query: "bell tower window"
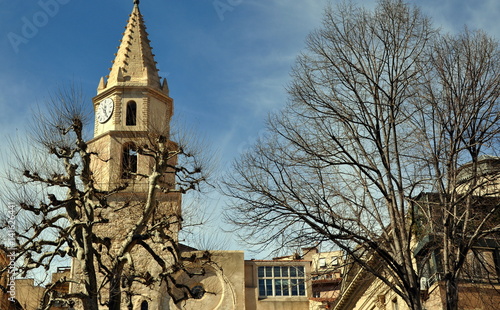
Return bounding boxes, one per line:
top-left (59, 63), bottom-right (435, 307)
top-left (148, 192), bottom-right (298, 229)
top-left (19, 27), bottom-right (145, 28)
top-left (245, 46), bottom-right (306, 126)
top-left (126, 101), bottom-right (137, 126)
top-left (140, 301), bottom-right (148, 310)
top-left (122, 143), bottom-right (138, 179)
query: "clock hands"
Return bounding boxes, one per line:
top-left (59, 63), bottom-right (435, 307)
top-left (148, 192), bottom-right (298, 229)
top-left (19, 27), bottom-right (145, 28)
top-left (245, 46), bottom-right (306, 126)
top-left (97, 99), bottom-right (114, 123)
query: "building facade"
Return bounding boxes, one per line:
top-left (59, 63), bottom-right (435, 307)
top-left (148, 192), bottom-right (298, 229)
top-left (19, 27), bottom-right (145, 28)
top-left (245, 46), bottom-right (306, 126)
top-left (331, 158), bottom-right (500, 310)
top-left (306, 248), bottom-right (344, 309)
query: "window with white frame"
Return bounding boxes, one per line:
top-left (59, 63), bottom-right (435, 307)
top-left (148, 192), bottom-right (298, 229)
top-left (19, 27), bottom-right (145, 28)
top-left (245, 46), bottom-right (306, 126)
top-left (331, 256), bottom-right (339, 266)
top-left (318, 258), bottom-right (327, 268)
top-left (258, 266), bottom-right (306, 297)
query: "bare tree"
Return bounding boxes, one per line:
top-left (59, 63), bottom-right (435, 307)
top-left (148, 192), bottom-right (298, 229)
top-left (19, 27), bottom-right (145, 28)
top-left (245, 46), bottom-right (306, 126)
top-left (223, 1), bottom-right (500, 310)
top-left (0, 86), bottom-right (214, 310)
top-left (410, 28), bottom-right (500, 310)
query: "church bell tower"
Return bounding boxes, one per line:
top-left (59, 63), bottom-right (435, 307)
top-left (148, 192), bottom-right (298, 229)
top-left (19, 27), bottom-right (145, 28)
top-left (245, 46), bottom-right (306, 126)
top-left (84, 3), bottom-right (182, 308)
top-left (88, 1), bottom-right (175, 194)
top-left (68, 3), bottom-right (246, 310)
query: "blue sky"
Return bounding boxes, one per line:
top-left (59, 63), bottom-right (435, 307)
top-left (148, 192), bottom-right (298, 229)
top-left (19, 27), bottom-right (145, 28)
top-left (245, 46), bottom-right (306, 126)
top-left (1, 0), bottom-right (500, 258)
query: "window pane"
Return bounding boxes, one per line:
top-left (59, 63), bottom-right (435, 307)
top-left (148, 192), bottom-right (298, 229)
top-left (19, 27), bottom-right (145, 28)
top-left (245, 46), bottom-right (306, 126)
top-left (297, 266), bottom-right (305, 277)
top-left (291, 279), bottom-right (298, 296)
top-left (319, 258), bottom-right (326, 268)
top-left (266, 279), bottom-right (273, 296)
top-left (282, 279), bottom-right (289, 296)
top-left (275, 279), bottom-right (282, 296)
top-left (258, 279), bottom-right (265, 296)
top-left (282, 266), bottom-right (288, 277)
top-left (274, 266), bottom-right (281, 277)
top-left (265, 266), bottom-right (273, 277)
top-left (332, 256), bottom-right (339, 265)
top-left (290, 267), bottom-right (297, 277)
top-left (298, 280), bottom-right (306, 296)
top-left (258, 267), bottom-right (265, 278)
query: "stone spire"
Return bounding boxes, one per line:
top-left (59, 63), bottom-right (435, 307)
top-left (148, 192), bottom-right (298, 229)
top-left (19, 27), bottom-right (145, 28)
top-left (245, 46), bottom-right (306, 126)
top-left (99, 2), bottom-right (164, 93)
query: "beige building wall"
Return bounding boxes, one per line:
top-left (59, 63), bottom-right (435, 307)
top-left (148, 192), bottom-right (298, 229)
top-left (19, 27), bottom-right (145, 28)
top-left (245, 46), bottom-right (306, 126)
top-left (333, 267), bottom-right (409, 310)
top-left (332, 262), bottom-right (500, 310)
top-left (15, 279), bottom-right (45, 310)
top-left (168, 251), bottom-right (246, 310)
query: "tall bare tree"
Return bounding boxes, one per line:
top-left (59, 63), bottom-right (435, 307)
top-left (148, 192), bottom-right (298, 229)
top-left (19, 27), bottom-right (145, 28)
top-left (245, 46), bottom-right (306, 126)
top-left (0, 86), bottom-right (213, 310)
top-left (223, 1), bottom-right (500, 310)
top-left (410, 28), bottom-right (500, 310)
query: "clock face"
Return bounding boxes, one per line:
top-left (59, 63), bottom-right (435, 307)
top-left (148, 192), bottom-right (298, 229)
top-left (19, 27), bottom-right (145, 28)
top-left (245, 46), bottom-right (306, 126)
top-left (97, 98), bottom-right (114, 124)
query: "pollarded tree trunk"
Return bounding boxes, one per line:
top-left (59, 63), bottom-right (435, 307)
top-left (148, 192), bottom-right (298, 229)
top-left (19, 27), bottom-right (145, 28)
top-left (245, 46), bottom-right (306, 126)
top-left (107, 265), bottom-right (125, 310)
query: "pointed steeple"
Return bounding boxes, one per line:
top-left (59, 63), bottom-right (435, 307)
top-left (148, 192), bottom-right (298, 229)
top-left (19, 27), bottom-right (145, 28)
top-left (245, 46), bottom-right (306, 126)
top-left (100, 2), bottom-right (162, 93)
